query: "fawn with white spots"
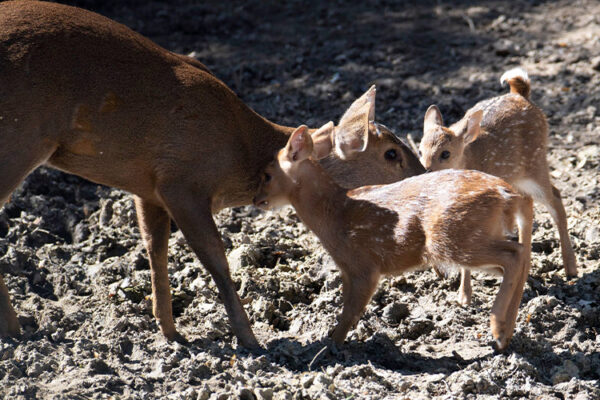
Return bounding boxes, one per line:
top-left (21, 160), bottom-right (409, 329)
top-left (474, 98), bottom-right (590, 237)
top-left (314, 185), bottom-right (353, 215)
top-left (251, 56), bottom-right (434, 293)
top-left (0, 1), bottom-right (425, 346)
top-left (419, 68), bottom-right (577, 306)
top-left (254, 126), bottom-right (533, 351)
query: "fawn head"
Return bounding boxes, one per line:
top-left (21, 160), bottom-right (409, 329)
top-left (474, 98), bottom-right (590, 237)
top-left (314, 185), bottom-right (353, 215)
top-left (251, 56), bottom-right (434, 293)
top-left (321, 86), bottom-right (425, 188)
top-left (254, 125), bottom-right (331, 210)
top-left (419, 105), bottom-right (483, 171)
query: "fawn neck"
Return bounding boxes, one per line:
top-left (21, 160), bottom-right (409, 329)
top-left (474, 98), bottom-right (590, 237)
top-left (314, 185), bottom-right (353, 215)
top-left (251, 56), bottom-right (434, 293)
top-left (287, 160), bottom-right (348, 240)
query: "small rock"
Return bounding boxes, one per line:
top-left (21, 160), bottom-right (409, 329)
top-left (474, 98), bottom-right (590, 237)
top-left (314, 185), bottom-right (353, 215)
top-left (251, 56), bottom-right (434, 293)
top-left (88, 358), bottom-right (113, 375)
top-left (238, 388), bottom-right (256, 400)
top-left (228, 244), bottom-right (259, 271)
top-left (256, 388), bottom-right (273, 400)
top-left (382, 302), bottom-right (409, 324)
top-left (99, 199), bottom-right (113, 226)
top-left (301, 374), bottom-right (315, 388)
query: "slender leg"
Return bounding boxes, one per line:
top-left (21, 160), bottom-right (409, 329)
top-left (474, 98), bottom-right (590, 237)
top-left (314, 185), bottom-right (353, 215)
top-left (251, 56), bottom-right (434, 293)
top-left (331, 269), bottom-right (380, 345)
top-left (503, 197), bottom-right (534, 339)
top-left (134, 196), bottom-right (182, 341)
top-left (458, 268), bottom-right (472, 306)
top-left (544, 185), bottom-right (577, 277)
top-left (487, 241), bottom-right (524, 351)
top-left (159, 185), bottom-right (259, 349)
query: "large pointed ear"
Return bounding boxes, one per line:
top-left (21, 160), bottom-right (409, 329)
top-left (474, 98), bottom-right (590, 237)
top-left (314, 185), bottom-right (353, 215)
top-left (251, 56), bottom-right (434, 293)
top-left (424, 105), bottom-right (443, 132)
top-left (311, 121), bottom-right (334, 160)
top-left (462, 110), bottom-right (483, 144)
top-left (339, 85), bottom-right (376, 127)
top-left (284, 125), bottom-right (313, 163)
top-left (334, 103), bottom-right (370, 159)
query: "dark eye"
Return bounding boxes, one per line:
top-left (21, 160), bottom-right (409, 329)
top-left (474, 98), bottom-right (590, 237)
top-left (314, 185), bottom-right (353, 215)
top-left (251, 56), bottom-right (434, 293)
top-left (384, 149), bottom-right (397, 160)
top-left (440, 150), bottom-right (450, 160)
top-left (264, 173), bottom-right (271, 182)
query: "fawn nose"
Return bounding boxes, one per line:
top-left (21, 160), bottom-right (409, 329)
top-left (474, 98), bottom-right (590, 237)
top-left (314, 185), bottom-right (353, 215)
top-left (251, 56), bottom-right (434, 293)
top-left (425, 168), bottom-right (432, 173)
top-left (253, 196), bottom-right (268, 208)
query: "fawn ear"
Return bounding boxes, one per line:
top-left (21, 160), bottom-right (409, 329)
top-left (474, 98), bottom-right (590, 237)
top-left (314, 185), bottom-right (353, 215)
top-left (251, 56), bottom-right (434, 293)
top-left (285, 125), bottom-right (313, 163)
top-left (424, 105), bottom-right (443, 132)
top-left (334, 102), bottom-right (371, 159)
top-left (463, 110), bottom-right (483, 144)
top-left (311, 121), bottom-right (334, 160)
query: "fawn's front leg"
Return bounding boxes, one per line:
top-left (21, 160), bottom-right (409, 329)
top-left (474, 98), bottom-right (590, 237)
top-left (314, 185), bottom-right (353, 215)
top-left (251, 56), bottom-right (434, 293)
top-left (331, 269), bottom-right (380, 345)
top-left (159, 185), bottom-right (260, 349)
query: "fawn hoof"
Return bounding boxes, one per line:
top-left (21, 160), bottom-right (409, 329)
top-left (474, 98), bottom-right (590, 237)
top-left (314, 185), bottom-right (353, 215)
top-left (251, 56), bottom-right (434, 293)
top-left (490, 337), bottom-right (510, 353)
top-left (489, 315), bottom-right (512, 352)
top-left (565, 263), bottom-right (578, 279)
top-left (161, 325), bottom-right (188, 344)
top-left (457, 291), bottom-right (472, 307)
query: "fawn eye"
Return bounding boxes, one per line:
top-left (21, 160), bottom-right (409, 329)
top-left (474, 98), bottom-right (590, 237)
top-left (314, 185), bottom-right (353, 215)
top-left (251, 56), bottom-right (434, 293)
top-left (384, 149), bottom-right (397, 160)
top-left (440, 150), bottom-right (450, 160)
top-left (264, 173), bottom-right (271, 182)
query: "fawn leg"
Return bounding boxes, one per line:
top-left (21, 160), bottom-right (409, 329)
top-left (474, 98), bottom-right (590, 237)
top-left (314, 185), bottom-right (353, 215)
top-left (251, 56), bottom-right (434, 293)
top-left (159, 186), bottom-right (259, 349)
top-left (487, 241), bottom-right (524, 351)
top-left (458, 268), bottom-right (472, 306)
top-left (331, 270), bottom-right (380, 345)
top-left (503, 197), bottom-right (534, 338)
top-left (543, 185), bottom-right (577, 277)
top-left (135, 196), bottom-right (183, 341)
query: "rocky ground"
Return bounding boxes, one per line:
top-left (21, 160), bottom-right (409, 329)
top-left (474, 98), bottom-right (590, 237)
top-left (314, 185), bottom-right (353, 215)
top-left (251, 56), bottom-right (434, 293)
top-left (1, 0), bottom-right (599, 399)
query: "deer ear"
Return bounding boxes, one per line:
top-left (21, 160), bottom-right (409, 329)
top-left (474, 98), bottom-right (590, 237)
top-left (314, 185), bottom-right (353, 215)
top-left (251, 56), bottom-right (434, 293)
top-left (339, 85), bottom-right (376, 126)
top-left (424, 105), bottom-right (443, 132)
top-left (285, 125), bottom-right (313, 163)
top-left (334, 103), bottom-right (370, 159)
top-left (463, 110), bottom-right (483, 144)
top-left (311, 121), bottom-right (334, 160)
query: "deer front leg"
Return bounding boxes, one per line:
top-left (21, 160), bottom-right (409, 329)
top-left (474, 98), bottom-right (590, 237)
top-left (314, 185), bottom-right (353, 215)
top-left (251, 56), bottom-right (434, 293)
top-left (135, 196), bottom-right (182, 341)
top-left (331, 270), bottom-right (380, 345)
top-left (159, 186), bottom-right (259, 349)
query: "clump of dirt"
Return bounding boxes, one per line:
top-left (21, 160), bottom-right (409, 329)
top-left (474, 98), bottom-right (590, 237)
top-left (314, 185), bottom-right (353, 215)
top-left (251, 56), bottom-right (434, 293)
top-left (1, 0), bottom-right (599, 399)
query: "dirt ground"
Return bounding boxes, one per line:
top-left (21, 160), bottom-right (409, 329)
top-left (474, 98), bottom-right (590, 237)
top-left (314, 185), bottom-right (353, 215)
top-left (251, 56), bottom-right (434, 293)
top-left (1, 0), bottom-right (599, 399)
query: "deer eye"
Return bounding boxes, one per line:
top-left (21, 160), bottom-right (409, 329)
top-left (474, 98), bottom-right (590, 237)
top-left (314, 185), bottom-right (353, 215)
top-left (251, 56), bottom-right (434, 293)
top-left (384, 149), bottom-right (397, 160)
top-left (440, 150), bottom-right (450, 160)
top-left (264, 173), bottom-right (271, 182)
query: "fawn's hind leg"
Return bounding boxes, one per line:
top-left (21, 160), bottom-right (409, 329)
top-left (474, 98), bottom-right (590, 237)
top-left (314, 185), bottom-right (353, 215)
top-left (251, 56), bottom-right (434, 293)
top-left (0, 129), bottom-right (57, 337)
top-left (503, 197), bottom-right (534, 338)
top-left (543, 185), bottom-right (577, 277)
top-left (485, 240), bottom-right (526, 351)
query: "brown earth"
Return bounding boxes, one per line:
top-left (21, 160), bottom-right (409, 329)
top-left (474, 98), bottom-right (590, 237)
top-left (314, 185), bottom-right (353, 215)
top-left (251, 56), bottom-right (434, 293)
top-left (1, 0), bottom-right (599, 399)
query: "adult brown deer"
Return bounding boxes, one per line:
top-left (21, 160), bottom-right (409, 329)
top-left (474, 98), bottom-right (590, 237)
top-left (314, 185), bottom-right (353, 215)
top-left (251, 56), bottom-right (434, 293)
top-left (0, 1), bottom-right (424, 347)
top-left (419, 68), bottom-right (577, 305)
top-left (254, 126), bottom-right (533, 351)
